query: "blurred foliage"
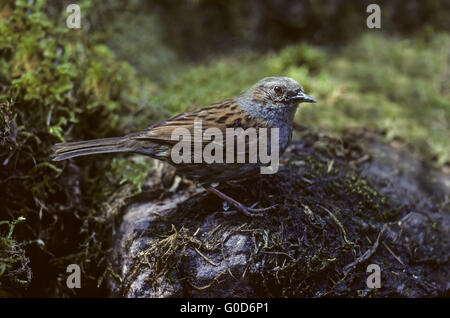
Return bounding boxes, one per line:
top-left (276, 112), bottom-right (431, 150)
top-left (298, 34), bottom-right (450, 165)
top-left (46, 0), bottom-right (450, 76)
top-left (77, 0), bottom-right (450, 60)
top-left (149, 35), bottom-right (450, 165)
top-left (0, 0), bottom-right (448, 297)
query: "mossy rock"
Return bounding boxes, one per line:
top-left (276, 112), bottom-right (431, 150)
top-left (107, 129), bottom-right (449, 297)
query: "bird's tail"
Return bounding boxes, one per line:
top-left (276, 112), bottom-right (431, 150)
top-left (51, 136), bottom-right (135, 161)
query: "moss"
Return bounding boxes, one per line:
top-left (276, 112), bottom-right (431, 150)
top-left (148, 34), bottom-right (449, 166)
top-left (0, 0), bottom-right (152, 296)
top-left (0, 216), bottom-right (31, 297)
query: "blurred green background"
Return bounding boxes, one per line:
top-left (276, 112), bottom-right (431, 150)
top-left (0, 0), bottom-right (449, 297)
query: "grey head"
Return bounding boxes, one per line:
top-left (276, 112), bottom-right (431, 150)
top-left (236, 76), bottom-right (316, 126)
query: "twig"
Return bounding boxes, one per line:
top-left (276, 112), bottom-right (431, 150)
top-left (350, 154), bottom-right (370, 165)
top-left (194, 247), bottom-right (219, 267)
top-left (343, 224), bottom-right (386, 275)
top-left (262, 251), bottom-right (295, 261)
top-left (382, 241), bottom-right (405, 266)
top-left (327, 160), bottom-right (334, 173)
top-left (188, 270), bottom-right (227, 291)
top-left (321, 206), bottom-right (354, 245)
top-left (148, 211), bottom-right (164, 217)
top-left (396, 214), bottom-right (413, 242)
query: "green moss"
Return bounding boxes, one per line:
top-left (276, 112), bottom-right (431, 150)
top-left (0, 0), bottom-right (152, 296)
top-left (0, 216), bottom-right (30, 297)
top-left (149, 34), bottom-right (449, 166)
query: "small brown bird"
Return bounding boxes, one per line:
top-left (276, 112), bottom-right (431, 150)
top-left (52, 77), bottom-right (316, 216)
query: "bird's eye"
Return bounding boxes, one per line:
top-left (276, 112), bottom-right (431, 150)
top-left (274, 86), bottom-right (283, 94)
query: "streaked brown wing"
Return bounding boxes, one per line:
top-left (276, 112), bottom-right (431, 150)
top-left (133, 98), bottom-right (268, 143)
top-left (130, 98), bottom-right (271, 165)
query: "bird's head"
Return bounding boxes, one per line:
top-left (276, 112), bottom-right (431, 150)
top-left (237, 76), bottom-right (316, 125)
top-left (250, 76), bottom-right (316, 107)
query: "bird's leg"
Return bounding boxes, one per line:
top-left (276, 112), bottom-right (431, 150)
top-left (206, 185), bottom-right (275, 217)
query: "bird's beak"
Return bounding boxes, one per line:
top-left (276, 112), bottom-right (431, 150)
top-left (290, 92), bottom-right (316, 103)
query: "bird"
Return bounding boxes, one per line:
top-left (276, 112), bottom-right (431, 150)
top-left (52, 76), bottom-right (316, 216)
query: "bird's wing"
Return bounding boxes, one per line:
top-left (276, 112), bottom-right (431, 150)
top-left (133, 98), bottom-right (268, 144)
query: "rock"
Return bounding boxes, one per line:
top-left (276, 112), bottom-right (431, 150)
top-left (107, 129), bottom-right (449, 297)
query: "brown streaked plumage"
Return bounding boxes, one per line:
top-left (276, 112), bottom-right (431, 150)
top-left (52, 77), bottom-right (316, 216)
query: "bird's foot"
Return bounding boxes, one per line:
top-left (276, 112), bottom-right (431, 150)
top-left (234, 202), bottom-right (276, 217)
top-left (206, 186), bottom-right (276, 217)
